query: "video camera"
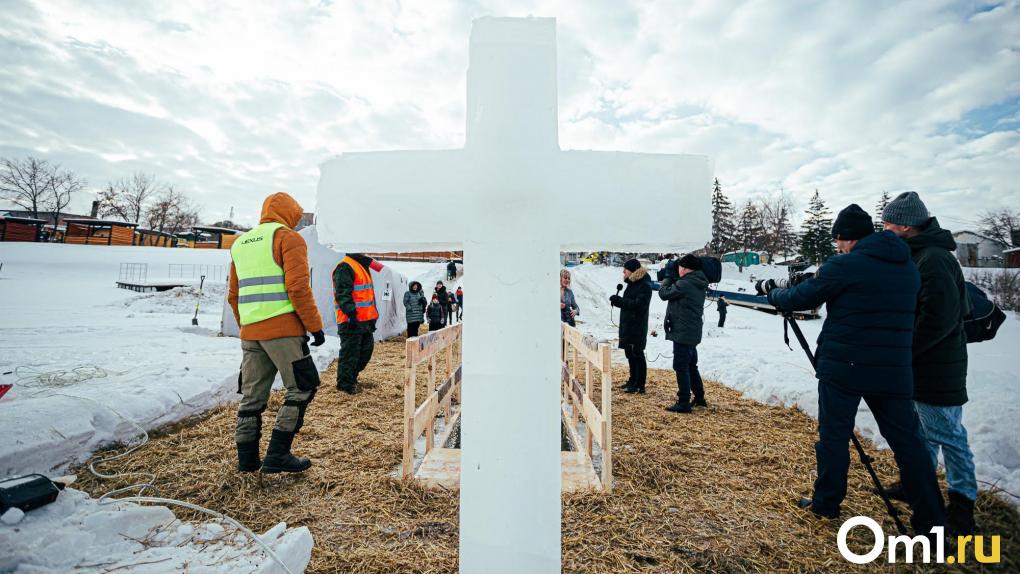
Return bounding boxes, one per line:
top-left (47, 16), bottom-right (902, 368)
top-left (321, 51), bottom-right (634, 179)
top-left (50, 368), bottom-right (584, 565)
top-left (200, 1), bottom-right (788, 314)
top-left (656, 258), bottom-right (680, 283)
top-left (754, 262), bottom-right (814, 296)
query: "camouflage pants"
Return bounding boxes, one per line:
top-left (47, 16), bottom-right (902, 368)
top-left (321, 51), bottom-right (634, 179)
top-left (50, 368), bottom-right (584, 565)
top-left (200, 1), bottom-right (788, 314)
top-left (235, 336), bottom-right (320, 443)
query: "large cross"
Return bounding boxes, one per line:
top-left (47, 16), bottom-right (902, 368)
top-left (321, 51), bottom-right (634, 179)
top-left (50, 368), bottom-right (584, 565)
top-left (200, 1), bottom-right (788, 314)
top-left (316, 17), bottom-right (711, 573)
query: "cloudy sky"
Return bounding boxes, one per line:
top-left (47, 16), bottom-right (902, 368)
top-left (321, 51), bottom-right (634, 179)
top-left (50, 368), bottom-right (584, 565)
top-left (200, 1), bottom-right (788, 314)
top-left (1, 0), bottom-right (1017, 229)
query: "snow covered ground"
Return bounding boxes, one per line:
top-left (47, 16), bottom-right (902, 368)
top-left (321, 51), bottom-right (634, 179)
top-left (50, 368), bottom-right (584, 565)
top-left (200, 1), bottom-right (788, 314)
top-left (568, 261), bottom-right (1020, 501)
top-left (0, 242), bottom-right (449, 573)
top-left (0, 487), bottom-right (312, 573)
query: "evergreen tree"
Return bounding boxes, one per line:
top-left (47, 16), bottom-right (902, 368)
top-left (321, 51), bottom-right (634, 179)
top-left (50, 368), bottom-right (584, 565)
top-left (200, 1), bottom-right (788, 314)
top-left (799, 190), bottom-right (835, 264)
top-left (737, 201), bottom-right (766, 253)
top-left (709, 178), bottom-right (737, 254)
top-left (873, 190), bottom-right (891, 232)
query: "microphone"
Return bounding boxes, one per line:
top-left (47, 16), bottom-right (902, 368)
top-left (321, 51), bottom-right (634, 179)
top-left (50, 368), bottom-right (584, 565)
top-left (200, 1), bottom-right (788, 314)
top-left (616, 284), bottom-right (623, 295)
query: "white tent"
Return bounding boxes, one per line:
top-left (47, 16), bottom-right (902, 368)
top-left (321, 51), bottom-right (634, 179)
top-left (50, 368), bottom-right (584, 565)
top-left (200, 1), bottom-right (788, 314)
top-left (220, 225), bottom-right (409, 341)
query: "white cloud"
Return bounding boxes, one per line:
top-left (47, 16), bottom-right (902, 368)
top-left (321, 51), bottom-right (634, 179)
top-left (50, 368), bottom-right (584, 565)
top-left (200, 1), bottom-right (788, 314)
top-left (1, 0), bottom-right (1017, 227)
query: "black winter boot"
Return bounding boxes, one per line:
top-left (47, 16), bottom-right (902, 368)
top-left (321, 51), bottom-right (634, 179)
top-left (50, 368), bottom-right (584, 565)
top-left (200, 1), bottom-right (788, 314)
top-left (876, 480), bottom-right (909, 502)
top-left (947, 491), bottom-right (976, 535)
top-left (693, 397), bottom-right (708, 408)
top-left (236, 440), bottom-right (261, 473)
top-left (261, 430), bottom-right (312, 474)
top-left (797, 498), bottom-right (839, 519)
top-left (665, 401), bottom-right (692, 413)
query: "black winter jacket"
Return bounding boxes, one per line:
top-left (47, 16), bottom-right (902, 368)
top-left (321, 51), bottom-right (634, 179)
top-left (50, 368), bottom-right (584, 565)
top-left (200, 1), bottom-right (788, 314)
top-left (614, 267), bottom-right (653, 350)
top-left (427, 302), bottom-right (446, 325)
top-left (768, 231), bottom-right (920, 398)
top-left (435, 286), bottom-right (449, 306)
top-left (905, 218), bottom-right (969, 406)
top-left (659, 270), bottom-right (708, 345)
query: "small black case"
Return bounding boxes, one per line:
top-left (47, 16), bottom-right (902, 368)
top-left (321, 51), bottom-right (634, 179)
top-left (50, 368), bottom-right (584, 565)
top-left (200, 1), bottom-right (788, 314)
top-left (0, 474), bottom-right (60, 514)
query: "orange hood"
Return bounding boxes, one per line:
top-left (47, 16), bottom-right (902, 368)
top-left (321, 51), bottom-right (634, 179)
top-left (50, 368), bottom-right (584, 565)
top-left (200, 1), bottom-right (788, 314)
top-left (259, 192), bottom-right (303, 229)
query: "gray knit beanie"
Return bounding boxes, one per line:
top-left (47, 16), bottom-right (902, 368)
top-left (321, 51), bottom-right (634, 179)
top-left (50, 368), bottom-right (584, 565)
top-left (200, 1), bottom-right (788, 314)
top-left (882, 191), bottom-right (930, 227)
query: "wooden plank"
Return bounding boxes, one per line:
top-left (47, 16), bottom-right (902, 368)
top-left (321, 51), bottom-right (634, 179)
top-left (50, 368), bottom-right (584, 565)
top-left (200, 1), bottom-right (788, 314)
top-left (601, 344), bottom-right (613, 492)
top-left (413, 394), bottom-right (437, 439)
top-left (582, 393), bottom-right (603, 447)
top-left (426, 355), bottom-right (436, 452)
top-left (407, 323), bottom-right (462, 366)
top-left (584, 359), bottom-right (593, 457)
top-left (402, 362), bottom-right (417, 480)
top-left (562, 324), bottom-right (604, 366)
top-left (561, 451), bottom-right (600, 492)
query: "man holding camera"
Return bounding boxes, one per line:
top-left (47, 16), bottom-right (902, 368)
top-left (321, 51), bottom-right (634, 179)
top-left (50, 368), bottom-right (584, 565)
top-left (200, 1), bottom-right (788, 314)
top-left (883, 191), bottom-right (976, 534)
top-left (658, 254), bottom-right (709, 412)
top-left (760, 204), bottom-right (944, 534)
top-left (610, 259), bottom-right (652, 393)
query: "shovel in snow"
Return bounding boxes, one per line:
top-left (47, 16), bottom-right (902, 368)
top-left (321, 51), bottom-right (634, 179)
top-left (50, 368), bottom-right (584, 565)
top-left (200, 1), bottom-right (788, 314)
top-left (192, 275), bottom-right (206, 326)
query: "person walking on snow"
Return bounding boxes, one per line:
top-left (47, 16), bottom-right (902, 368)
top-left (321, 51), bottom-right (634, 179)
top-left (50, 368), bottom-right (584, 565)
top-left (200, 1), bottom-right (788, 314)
top-left (610, 259), bottom-right (652, 393)
top-left (455, 286), bottom-right (464, 320)
top-left (560, 269), bottom-right (580, 327)
top-left (228, 192), bottom-right (325, 474)
top-left (435, 281), bottom-right (451, 325)
top-left (404, 281), bottom-right (427, 338)
top-left (717, 297), bottom-right (728, 328)
top-left (762, 204), bottom-right (945, 533)
top-left (427, 294), bottom-right (446, 332)
top-left (333, 253), bottom-right (384, 395)
top-left (659, 254), bottom-right (709, 411)
top-left (883, 191), bottom-right (977, 534)
top-left (447, 260), bottom-right (457, 281)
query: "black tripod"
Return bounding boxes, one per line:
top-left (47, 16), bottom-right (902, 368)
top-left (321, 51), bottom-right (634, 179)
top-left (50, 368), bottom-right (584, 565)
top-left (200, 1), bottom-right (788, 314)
top-left (783, 313), bottom-right (909, 535)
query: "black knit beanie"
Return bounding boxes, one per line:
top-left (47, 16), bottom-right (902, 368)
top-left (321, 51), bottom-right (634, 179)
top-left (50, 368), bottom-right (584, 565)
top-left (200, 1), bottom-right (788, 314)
top-left (623, 258), bottom-right (641, 272)
top-left (831, 204), bottom-right (875, 241)
top-left (678, 254), bottom-right (702, 271)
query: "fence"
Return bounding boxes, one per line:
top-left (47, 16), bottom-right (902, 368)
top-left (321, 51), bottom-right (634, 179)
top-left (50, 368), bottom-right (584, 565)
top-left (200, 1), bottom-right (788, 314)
top-left (402, 324), bottom-right (463, 480)
top-left (168, 263), bottom-right (227, 282)
top-left (561, 323), bottom-right (613, 491)
top-left (118, 262), bottom-right (149, 284)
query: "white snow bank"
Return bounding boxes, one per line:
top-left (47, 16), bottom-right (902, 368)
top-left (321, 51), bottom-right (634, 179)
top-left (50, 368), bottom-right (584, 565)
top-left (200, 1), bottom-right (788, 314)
top-left (570, 262), bottom-right (1020, 501)
top-left (0, 487), bottom-right (312, 573)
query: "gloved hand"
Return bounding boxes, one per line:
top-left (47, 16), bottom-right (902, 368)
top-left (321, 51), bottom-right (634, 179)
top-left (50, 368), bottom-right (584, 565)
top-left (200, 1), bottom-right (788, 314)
top-left (311, 330), bottom-right (326, 347)
top-left (346, 316), bottom-right (359, 330)
top-left (609, 294), bottom-right (623, 307)
top-left (755, 279), bottom-right (777, 296)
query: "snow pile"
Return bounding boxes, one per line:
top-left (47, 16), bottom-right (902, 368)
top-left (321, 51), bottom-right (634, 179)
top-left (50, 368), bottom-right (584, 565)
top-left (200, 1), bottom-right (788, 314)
top-left (0, 487), bottom-right (312, 573)
top-left (120, 282), bottom-right (228, 315)
top-left (569, 262), bottom-right (1020, 501)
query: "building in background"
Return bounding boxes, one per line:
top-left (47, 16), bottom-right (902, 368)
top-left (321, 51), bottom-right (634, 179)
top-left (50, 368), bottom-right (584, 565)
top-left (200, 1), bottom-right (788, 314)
top-left (953, 230), bottom-right (1010, 268)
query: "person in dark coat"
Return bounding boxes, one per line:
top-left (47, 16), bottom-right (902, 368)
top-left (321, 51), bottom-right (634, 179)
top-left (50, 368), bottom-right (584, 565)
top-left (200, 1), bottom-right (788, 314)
top-left (610, 259), bottom-right (652, 392)
top-left (434, 281), bottom-right (450, 323)
top-left (658, 255), bottom-right (709, 410)
top-left (883, 191), bottom-right (975, 533)
top-left (403, 281), bottom-right (427, 338)
top-left (333, 253), bottom-right (381, 395)
top-left (455, 287), bottom-right (464, 320)
top-left (426, 293), bottom-right (446, 332)
top-left (447, 260), bottom-right (457, 281)
top-left (763, 204), bottom-right (945, 534)
top-left (560, 269), bottom-right (580, 327)
top-left (717, 297), bottom-right (728, 328)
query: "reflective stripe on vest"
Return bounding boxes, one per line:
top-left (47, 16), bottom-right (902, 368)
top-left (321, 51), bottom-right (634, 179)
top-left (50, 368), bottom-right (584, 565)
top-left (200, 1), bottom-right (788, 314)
top-left (334, 256), bottom-right (379, 324)
top-left (230, 222), bottom-right (296, 326)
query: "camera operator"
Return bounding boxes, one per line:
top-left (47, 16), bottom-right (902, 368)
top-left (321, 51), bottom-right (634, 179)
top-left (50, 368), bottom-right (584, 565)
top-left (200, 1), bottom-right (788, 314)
top-left (759, 204), bottom-right (945, 534)
top-left (610, 259), bottom-right (652, 393)
top-left (658, 254), bottom-right (709, 412)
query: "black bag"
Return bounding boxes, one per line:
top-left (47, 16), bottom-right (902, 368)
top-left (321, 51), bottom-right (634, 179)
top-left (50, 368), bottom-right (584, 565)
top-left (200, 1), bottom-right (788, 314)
top-left (699, 256), bottom-right (722, 284)
top-left (963, 281), bottom-right (1007, 343)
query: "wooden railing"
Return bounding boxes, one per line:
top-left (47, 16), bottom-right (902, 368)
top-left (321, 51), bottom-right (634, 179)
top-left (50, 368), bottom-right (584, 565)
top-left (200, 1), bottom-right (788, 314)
top-left (402, 323), bottom-right (463, 480)
top-left (561, 323), bottom-right (613, 491)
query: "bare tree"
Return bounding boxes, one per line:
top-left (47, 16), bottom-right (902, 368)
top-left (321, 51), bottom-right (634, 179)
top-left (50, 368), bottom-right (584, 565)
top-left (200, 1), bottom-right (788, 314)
top-left (1, 156), bottom-right (55, 218)
top-left (49, 169), bottom-right (87, 235)
top-left (757, 192), bottom-right (797, 262)
top-left (979, 209), bottom-right (1020, 247)
top-left (98, 172), bottom-right (162, 223)
top-left (145, 185), bottom-right (201, 235)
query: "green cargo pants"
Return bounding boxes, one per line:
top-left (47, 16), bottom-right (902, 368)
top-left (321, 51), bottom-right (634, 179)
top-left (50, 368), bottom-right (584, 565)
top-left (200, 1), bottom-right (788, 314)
top-left (235, 336), bottom-right (320, 444)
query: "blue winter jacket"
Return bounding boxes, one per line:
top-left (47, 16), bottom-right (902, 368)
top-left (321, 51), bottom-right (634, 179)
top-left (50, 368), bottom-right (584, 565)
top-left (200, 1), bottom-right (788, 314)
top-left (768, 231), bottom-right (920, 398)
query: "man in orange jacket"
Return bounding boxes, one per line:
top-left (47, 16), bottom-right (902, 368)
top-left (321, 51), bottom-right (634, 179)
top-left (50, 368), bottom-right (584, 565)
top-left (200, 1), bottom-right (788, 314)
top-left (228, 192), bottom-right (325, 474)
top-left (333, 253), bottom-right (383, 394)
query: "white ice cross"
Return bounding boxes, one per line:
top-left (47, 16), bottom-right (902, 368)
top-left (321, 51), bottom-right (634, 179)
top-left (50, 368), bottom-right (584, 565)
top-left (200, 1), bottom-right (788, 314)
top-left (316, 17), bottom-right (711, 574)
